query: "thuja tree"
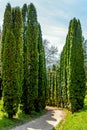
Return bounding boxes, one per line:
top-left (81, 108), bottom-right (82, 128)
top-left (2, 4), bottom-right (23, 118)
top-left (2, 30), bottom-right (17, 118)
top-left (35, 24), bottom-right (46, 112)
top-left (1, 3), bottom-right (12, 63)
top-left (52, 65), bottom-right (57, 106)
top-left (60, 18), bottom-right (86, 112)
top-left (22, 3), bottom-right (28, 86)
top-left (44, 50), bottom-right (47, 102)
top-left (22, 3), bottom-right (39, 114)
top-left (12, 7), bottom-right (23, 103)
top-left (46, 68), bottom-right (51, 105)
top-left (56, 66), bottom-right (61, 107)
top-left (47, 65), bottom-right (57, 106)
top-left (59, 45), bottom-right (68, 108)
top-left (21, 4), bottom-right (28, 110)
top-left (69, 18), bottom-right (86, 112)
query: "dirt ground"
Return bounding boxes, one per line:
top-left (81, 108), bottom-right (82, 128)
top-left (11, 106), bottom-right (65, 130)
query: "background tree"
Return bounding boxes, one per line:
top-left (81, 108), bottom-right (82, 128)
top-left (47, 68), bottom-right (52, 105)
top-left (43, 39), bottom-right (58, 67)
top-left (56, 66), bottom-right (61, 107)
top-left (35, 24), bottom-right (46, 112)
top-left (57, 51), bottom-right (65, 108)
top-left (52, 65), bottom-right (57, 106)
top-left (46, 65), bottom-right (58, 106)
top-left (59, 45), bottom-right (68, 108)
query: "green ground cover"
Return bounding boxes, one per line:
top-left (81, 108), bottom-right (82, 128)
top-left (54, 96), bottom-right (87, 130)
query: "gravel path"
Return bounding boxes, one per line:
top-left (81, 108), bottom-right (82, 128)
top-left (11, 106), bottom-right (65, 130)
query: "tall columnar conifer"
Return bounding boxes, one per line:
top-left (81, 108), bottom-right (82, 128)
top-left (59, 50), bottom-right (65, 107)
top-left (22, 3), bottom-right (39, 114)
top-left (2, 4), bottom-right (23, 118)
top-left (60, 18), bottom-right (86, 112)
top-left (56, 66), bottom-right (60, 107)
top-left (60, 45), bottom-right (68, 108)
top-left (69, 19), bottom-right (86, 112)
top-left (12, 7), bottom-right (23, 102)
top-left (47, 68), bottom-right (52, 105)
top-left (35, 24), bottom-right (46, 111)
top-left (43, 46), bottom-right (47, 102)
top-left (21, 4), bottom-right (28, 110)
top-left (1, 3), bottom-right (12, 62)
top-left (2, 30), bottom-right (17, 118)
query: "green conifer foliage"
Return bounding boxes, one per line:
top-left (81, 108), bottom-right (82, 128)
top-left (2, 4), bottom-right (23, 118)
top-left (35, 24), bottom-right (46, 112)
top-left (12, 7), bottom-right (23, 103)
top-left (47, 65), bottom-right (58, 106)
top-left (21, 4), bottom-right (28, 111)
top-left (52, 65), bottom-right (57, 106)
top-left (1, 3), bottom-right (12, 62)
top-left (2, 30), bottom-right (17, 118)
top-left (43, 47), bottom-right (47, 105)
top-left (60, 18), bottom-right (86, 112)
top-left (56, 66), bottom-right (60, 107)
top-left (60, 46), bottom-right (68, 108)
top-left (59, 50), bottom-right (65, 107)
top-left (69, 18), bottom-right (86, 112)
top-left (22, 3), bottom-right (39, 114)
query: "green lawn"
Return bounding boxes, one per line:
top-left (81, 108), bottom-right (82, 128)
top-left (54, 96), bottom-right (87, 130)
top-left (0, 99), bottom-right (46, 130)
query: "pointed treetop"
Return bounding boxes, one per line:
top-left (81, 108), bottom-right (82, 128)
top-left (22, 3), bottom-right (28, 20)
top-left (28, 3), bottom-right (37, 23)
top-left (5, 3), bottom-right (11, 11)
top-left (3, 3), bottom-right (12, 30)
top-left (14, 7), bottom-right (22, 28)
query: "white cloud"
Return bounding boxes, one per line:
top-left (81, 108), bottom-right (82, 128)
top-left (41, 24), bottom-right (68, 53)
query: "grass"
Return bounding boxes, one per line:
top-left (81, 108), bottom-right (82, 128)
top-left (54, 96), bottom-right (87, 130)
top-left (0, 100), bottom-right (47, 130)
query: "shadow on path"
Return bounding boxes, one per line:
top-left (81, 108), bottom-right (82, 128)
top-left (11, 106), bottom-right (65, 130)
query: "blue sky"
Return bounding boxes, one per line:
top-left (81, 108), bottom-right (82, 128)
top-left (0, 0), bottom-right (87, 53)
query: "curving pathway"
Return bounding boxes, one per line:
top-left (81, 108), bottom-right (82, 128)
top-left (11, 106), bottom-right (65, 130)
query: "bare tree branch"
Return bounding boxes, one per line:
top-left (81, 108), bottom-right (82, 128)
top-left (43, 39), bottom-right (59, 67)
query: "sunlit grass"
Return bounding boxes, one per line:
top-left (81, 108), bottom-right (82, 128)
top-left (54, 96), bottom-right (87, 130)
